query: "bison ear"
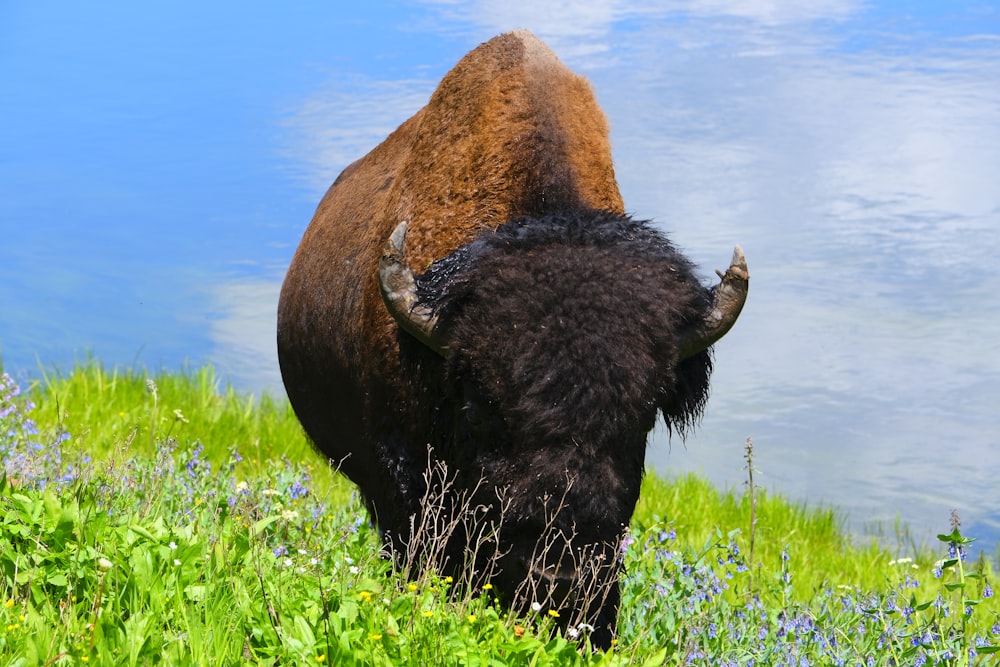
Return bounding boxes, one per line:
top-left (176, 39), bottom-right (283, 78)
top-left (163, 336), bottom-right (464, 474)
top-left (379, 222), bottom-right (450, 357)
top-left (675, 246), bottom-right (748, 361)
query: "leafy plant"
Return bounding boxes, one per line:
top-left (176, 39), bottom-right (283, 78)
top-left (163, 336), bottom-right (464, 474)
top-left (1, 366), bottom-right (998, 665)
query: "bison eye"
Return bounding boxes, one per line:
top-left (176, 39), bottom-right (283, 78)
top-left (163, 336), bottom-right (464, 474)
top-left (462, 399), bottom-right (488, 430)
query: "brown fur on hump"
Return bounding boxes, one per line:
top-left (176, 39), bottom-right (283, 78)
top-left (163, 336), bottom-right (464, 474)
top-left (395, 30), bottom-right (624, 268)
top-left (278, 31), bottom-right (624, 480)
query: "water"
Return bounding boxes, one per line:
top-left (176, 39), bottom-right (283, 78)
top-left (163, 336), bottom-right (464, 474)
top-left (2, 2), bottom-right (998, 556)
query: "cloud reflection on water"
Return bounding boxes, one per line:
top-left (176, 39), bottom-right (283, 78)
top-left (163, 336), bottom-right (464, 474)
top-left (209, 280), bottom-right (284, 395)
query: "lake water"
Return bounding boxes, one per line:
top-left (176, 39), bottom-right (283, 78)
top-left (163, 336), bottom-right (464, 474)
top-left (2, 2), bottom-right (998, 557)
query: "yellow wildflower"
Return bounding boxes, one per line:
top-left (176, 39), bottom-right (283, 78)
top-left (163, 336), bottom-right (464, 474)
top-left (547, 609), bottom-right (560, 619)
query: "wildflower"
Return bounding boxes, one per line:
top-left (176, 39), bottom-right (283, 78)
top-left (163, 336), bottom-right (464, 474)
top-left (467, 614), bottom-right (476, 623)
top-left (4, 600), bottom-right (14, 608)
top-left (288, 480), bottom-right (308, 500)
top-left (514, 625), bottom-right (526, 638)
top-left (281, 509), bottom-right (300, 522)
top-left (349, 565), bottom-right (359, 575)
top-left (97, 557), bottom-right (113, 571)
top-left (983, 582), bottom-right (993, 598)
top-left (547, 609), bottom-right (560, 619)
top-left (482, 583), bottom-right (493, 591)
top-left (315, 655), bottom-right (326, 663)
top-left (173, 559), bottom-right (182, 567)
top-left (169, 541), bottom-right (178, 550)
top-left (422, 610), bottom-right (434, 618)
top-left (369, 633), bottom-right (382, 641)
top-left (567, 626), bottom-right (579, 639)
top-left (531, 602), bottom-right (542, 612)
top-left (173, 409), bottom-right (189, 424)
top-left (407, 583), bottom-right (418, 592)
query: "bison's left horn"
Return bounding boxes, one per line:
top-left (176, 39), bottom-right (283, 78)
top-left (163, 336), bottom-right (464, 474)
top-left (379, 222), bottom-right (449, 357)
top-left (677, 246), bottom-right (749, 360)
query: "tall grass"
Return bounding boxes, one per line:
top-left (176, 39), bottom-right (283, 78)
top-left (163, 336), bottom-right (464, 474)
top-left (1, 364), bottom-right (998, 664)
top-left (25, 360), bottom-right (349, 501)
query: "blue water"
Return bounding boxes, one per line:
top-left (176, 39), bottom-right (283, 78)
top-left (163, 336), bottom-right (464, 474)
top-left (2, 2), bottom-right (999, 557)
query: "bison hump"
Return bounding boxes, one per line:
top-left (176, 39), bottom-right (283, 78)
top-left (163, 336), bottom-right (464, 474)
top-left (388, 30), bottom-right (624, 268)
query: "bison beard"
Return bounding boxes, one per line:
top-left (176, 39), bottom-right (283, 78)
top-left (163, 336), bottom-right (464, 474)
top-left (277, 30), bottom-right (748, 650)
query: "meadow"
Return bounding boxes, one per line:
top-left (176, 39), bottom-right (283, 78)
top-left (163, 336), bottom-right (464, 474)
top-left (1, 362), bottom-right (997, 665)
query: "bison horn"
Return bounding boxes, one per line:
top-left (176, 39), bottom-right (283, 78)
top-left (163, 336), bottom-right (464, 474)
top-left (677, 246), bottom-right (749, 360)
top-left (379, 222), bottom-right (449, 356)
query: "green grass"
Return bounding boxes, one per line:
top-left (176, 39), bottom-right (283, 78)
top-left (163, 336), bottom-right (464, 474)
top-left (1, 363), bottom-right (998, 665)
top-left (26, 360), bottom-right (349, 501)
top-left (636, 472), bottom-right (931, 601)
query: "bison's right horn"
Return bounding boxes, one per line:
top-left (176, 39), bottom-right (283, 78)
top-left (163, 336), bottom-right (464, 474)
top-left (676, 245), bottom-right (749, 360)
top-left (379, 222), bottom-right (449, 357)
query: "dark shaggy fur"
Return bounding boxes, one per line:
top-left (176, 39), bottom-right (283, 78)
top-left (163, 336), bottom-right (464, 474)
top-left (418, 210), bottom-right (713, 443)
top-left (385, 210), bottom-right (714, 645)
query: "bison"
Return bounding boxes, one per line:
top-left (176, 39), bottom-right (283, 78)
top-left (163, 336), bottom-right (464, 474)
top-left (277, 30), bottom-right (748, 648)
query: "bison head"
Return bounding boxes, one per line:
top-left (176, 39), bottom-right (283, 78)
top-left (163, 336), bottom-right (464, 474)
top-left (379, 210), bottom-right (748, 646)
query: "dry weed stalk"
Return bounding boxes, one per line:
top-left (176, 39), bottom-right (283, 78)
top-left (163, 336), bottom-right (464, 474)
top-left (390, 456), bottom-right (624, 640)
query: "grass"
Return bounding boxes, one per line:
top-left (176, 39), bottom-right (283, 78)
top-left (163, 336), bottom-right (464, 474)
top-left (24, 360), bottom-right (349, 501)
top-left (1, 362), bottom-right (998, 665)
